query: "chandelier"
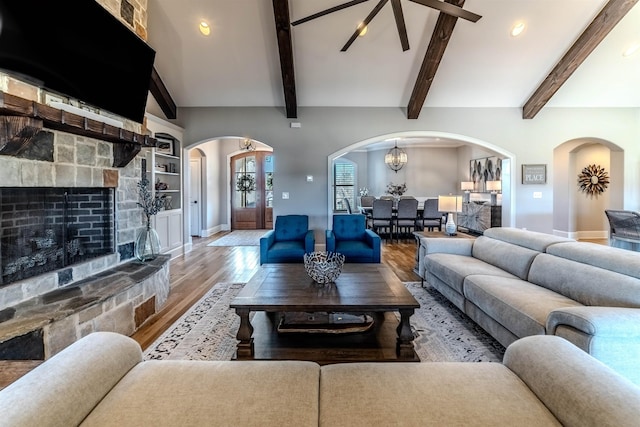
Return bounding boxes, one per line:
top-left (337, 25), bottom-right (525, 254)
top-left (384, 141), bottom-right (407, 173)
top-left (239, 138), bottom-right (256, 151)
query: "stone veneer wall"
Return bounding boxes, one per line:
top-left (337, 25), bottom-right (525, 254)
top-left (0, 135), bottom-right (147, 309)
top-left (0, 0), bottom-right (170, 358)
top-left (0, 0), bottom-right (152, 308)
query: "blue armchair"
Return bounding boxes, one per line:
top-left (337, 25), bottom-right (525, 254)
top-left (260, 215), bottom-right (315, 264)
top-left (326, 214), bottom-right (381, 263)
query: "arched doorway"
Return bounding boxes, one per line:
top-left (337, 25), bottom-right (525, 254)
top-left (327, 131), bottom-right (516, 229)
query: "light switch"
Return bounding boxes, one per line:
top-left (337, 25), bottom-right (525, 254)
top-left (533, 192), bottom-right (542, 199)
top-left (282, 192), bottom-right (289, 199)
top-left (306, 175), bottom-right (313, 182)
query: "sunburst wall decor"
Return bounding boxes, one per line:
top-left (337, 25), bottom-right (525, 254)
top-left (578, 164), bottom-right (610, 197)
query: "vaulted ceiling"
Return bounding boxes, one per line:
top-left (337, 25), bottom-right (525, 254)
top-left (147, 0), bottom-right (639, 121)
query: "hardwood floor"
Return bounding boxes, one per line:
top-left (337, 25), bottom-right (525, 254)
top-left (131, 233), bottom-right (421, 350)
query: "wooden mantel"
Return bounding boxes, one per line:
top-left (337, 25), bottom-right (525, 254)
top-left (0, 91), bottom-right (156, 167)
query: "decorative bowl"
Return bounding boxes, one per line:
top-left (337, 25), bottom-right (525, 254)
top-left (304, 251), bottom-right (345, 284)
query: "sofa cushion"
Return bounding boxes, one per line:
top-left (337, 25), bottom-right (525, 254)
top-left (546, 241), bottom-right (640, 280)
top-left (319, 362), bottom-right (560, 426)
top-left (504, 335), bottom-right (640, 427)
top-left (335, 240), bottom-right (373, 258)
top-left (528, 253), bottom-right (640, 307)
top-left (332, 214), bottom-right (367, 241)
top-left (484, 227), bottom-right (574, 252)
top-left (0, 332), bottom-right (142, 427)
top-left (266, 241), bottom-right (306, 260)
top-left (81, 360), bottom-right (320, 427)
top-left (425, 253), bottom-right (518, 295)
top-left (472, 236), bottom-right (541, 280)
top-left (274, 215), bottom-right (309, 241)
top-left (464, 274), bottom-right (582, 337)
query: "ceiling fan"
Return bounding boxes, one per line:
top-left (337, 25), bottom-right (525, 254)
top-left (291, 0), bottom-right (481, 52)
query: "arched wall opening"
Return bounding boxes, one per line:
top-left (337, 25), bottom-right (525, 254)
top-left (553, 137), bottom-right (624, 239)
top-left (327, 131), bottom-right (516, 230)
top-left (183, 136), bottom-right (273, 238)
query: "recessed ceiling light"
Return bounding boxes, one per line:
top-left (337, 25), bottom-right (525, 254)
top-left (199, 20), bottom-right (211, 36)
top-left (510, 22), bottom-right (525, 37)
top-left (623, 42), bottom-right (639, 57)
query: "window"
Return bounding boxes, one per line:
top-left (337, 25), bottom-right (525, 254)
top-left (333, 162), bottom-right (356, 211)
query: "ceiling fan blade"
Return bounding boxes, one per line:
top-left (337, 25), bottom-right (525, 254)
top-left (409, 0), bottom-right (481, 22)
top-left (341, 0), bottom-right (389, 52)
top-left (390, 0), bottom-right (409, 51)
top-left (291, 0), bottom-right (370, 26)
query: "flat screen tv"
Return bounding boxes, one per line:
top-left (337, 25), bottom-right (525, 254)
top-left (0, 1), bottom-right (156, 123)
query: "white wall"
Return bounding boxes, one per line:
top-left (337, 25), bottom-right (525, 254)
top-left (173, 106), bottom-right (639, 239)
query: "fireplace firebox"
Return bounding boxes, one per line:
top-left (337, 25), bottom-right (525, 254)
top-left (0, 188), bottom-right (115, 286)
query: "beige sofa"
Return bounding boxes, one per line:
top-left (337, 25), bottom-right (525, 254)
top-left (418, 227), bottom-right (640, 386)
top-left (1, 331), bottom-right (640, 426)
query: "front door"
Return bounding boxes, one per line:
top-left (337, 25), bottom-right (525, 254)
top-left (231, 152), bottom-right (273, 230)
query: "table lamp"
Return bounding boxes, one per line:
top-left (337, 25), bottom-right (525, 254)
top-left (461, 181), bottom-right (474, 203)
top-left (486, 180), bottom-right (502, 206)
top-left (438, 195), bottom-right (463, 236)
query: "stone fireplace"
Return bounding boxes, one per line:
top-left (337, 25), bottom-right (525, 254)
top-left (0, 123), bottom-right (171, 359)
top-left (0, 0), bottom-right (169, 359)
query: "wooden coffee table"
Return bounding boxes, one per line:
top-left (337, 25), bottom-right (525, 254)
top-left (230, 263), bottom-right (420, 363)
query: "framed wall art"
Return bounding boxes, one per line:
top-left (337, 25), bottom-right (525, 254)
top-left (470, 156), bottom-right (502, 192)
top-left (156, 136), bottom-right (174, 156)
top-left (522, 164), bottom-right (546, 184)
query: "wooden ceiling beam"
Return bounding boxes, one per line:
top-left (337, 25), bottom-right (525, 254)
top-left (149, 66), bottom-right (177, 120)
top-left (272, 0), bottom-right (298, 118)
top-left (407, 0), bottom-right (465, 119)
top-left (522, 0), bottom-right (638, 119)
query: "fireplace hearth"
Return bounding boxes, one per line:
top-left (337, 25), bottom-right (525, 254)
top-left (1, 188), bottom-right (115, 287)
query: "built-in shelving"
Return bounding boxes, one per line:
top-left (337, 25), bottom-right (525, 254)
top-left (143, 116), bottom-right (184, 257)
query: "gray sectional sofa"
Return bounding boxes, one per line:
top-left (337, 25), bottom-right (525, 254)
top-left (1, 331), bottom-right (640, 426)
top-left (418, 227), bottom-right (640, 385)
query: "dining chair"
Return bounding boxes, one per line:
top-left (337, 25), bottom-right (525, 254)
top-left (420, 198), bottom-right (443, 232)
top-left (367, 198), bottom-right (394, 241)
top-left (343, 197), bottom-right (353, 214)
top-left (359, 195), bottom-right (375, 220)
top-left (359, 195), bottom-right (375, 208)
top-left (395, 197), bottom-right (419, 241)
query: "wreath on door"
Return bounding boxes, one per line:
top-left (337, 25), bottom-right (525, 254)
top-left (236, 174), bottom-right (255, 193)
top-left (577, 164), bottom-right (609, 197)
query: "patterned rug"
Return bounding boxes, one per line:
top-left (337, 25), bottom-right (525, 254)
top-left (144, 282), bottom-right (505, 362)
top-left (206, 230), bottom-right (269, 247)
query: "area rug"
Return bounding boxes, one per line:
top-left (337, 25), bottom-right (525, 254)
top-left (206, 230), bottom-right (269, 247)
top-left (144, 282), bottom-right (505, 362)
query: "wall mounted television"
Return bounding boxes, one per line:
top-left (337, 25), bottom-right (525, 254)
top-left (0, 1), bottom-right (156, 124)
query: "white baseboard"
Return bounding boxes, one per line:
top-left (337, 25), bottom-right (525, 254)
top-left (202, 225), bottom-right (224, 237)
top-left (556, 230), bottom-right (609, 240)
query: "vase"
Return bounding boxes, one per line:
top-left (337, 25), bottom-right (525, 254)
top-left (135, 222), bottom-right (161, 262)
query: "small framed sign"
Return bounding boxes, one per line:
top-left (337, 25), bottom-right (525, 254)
top-left (522, 164), bottom-right (546, 184)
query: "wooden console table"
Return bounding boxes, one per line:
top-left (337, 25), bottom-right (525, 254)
top-left (457, 202), bottom-right (501, 235)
